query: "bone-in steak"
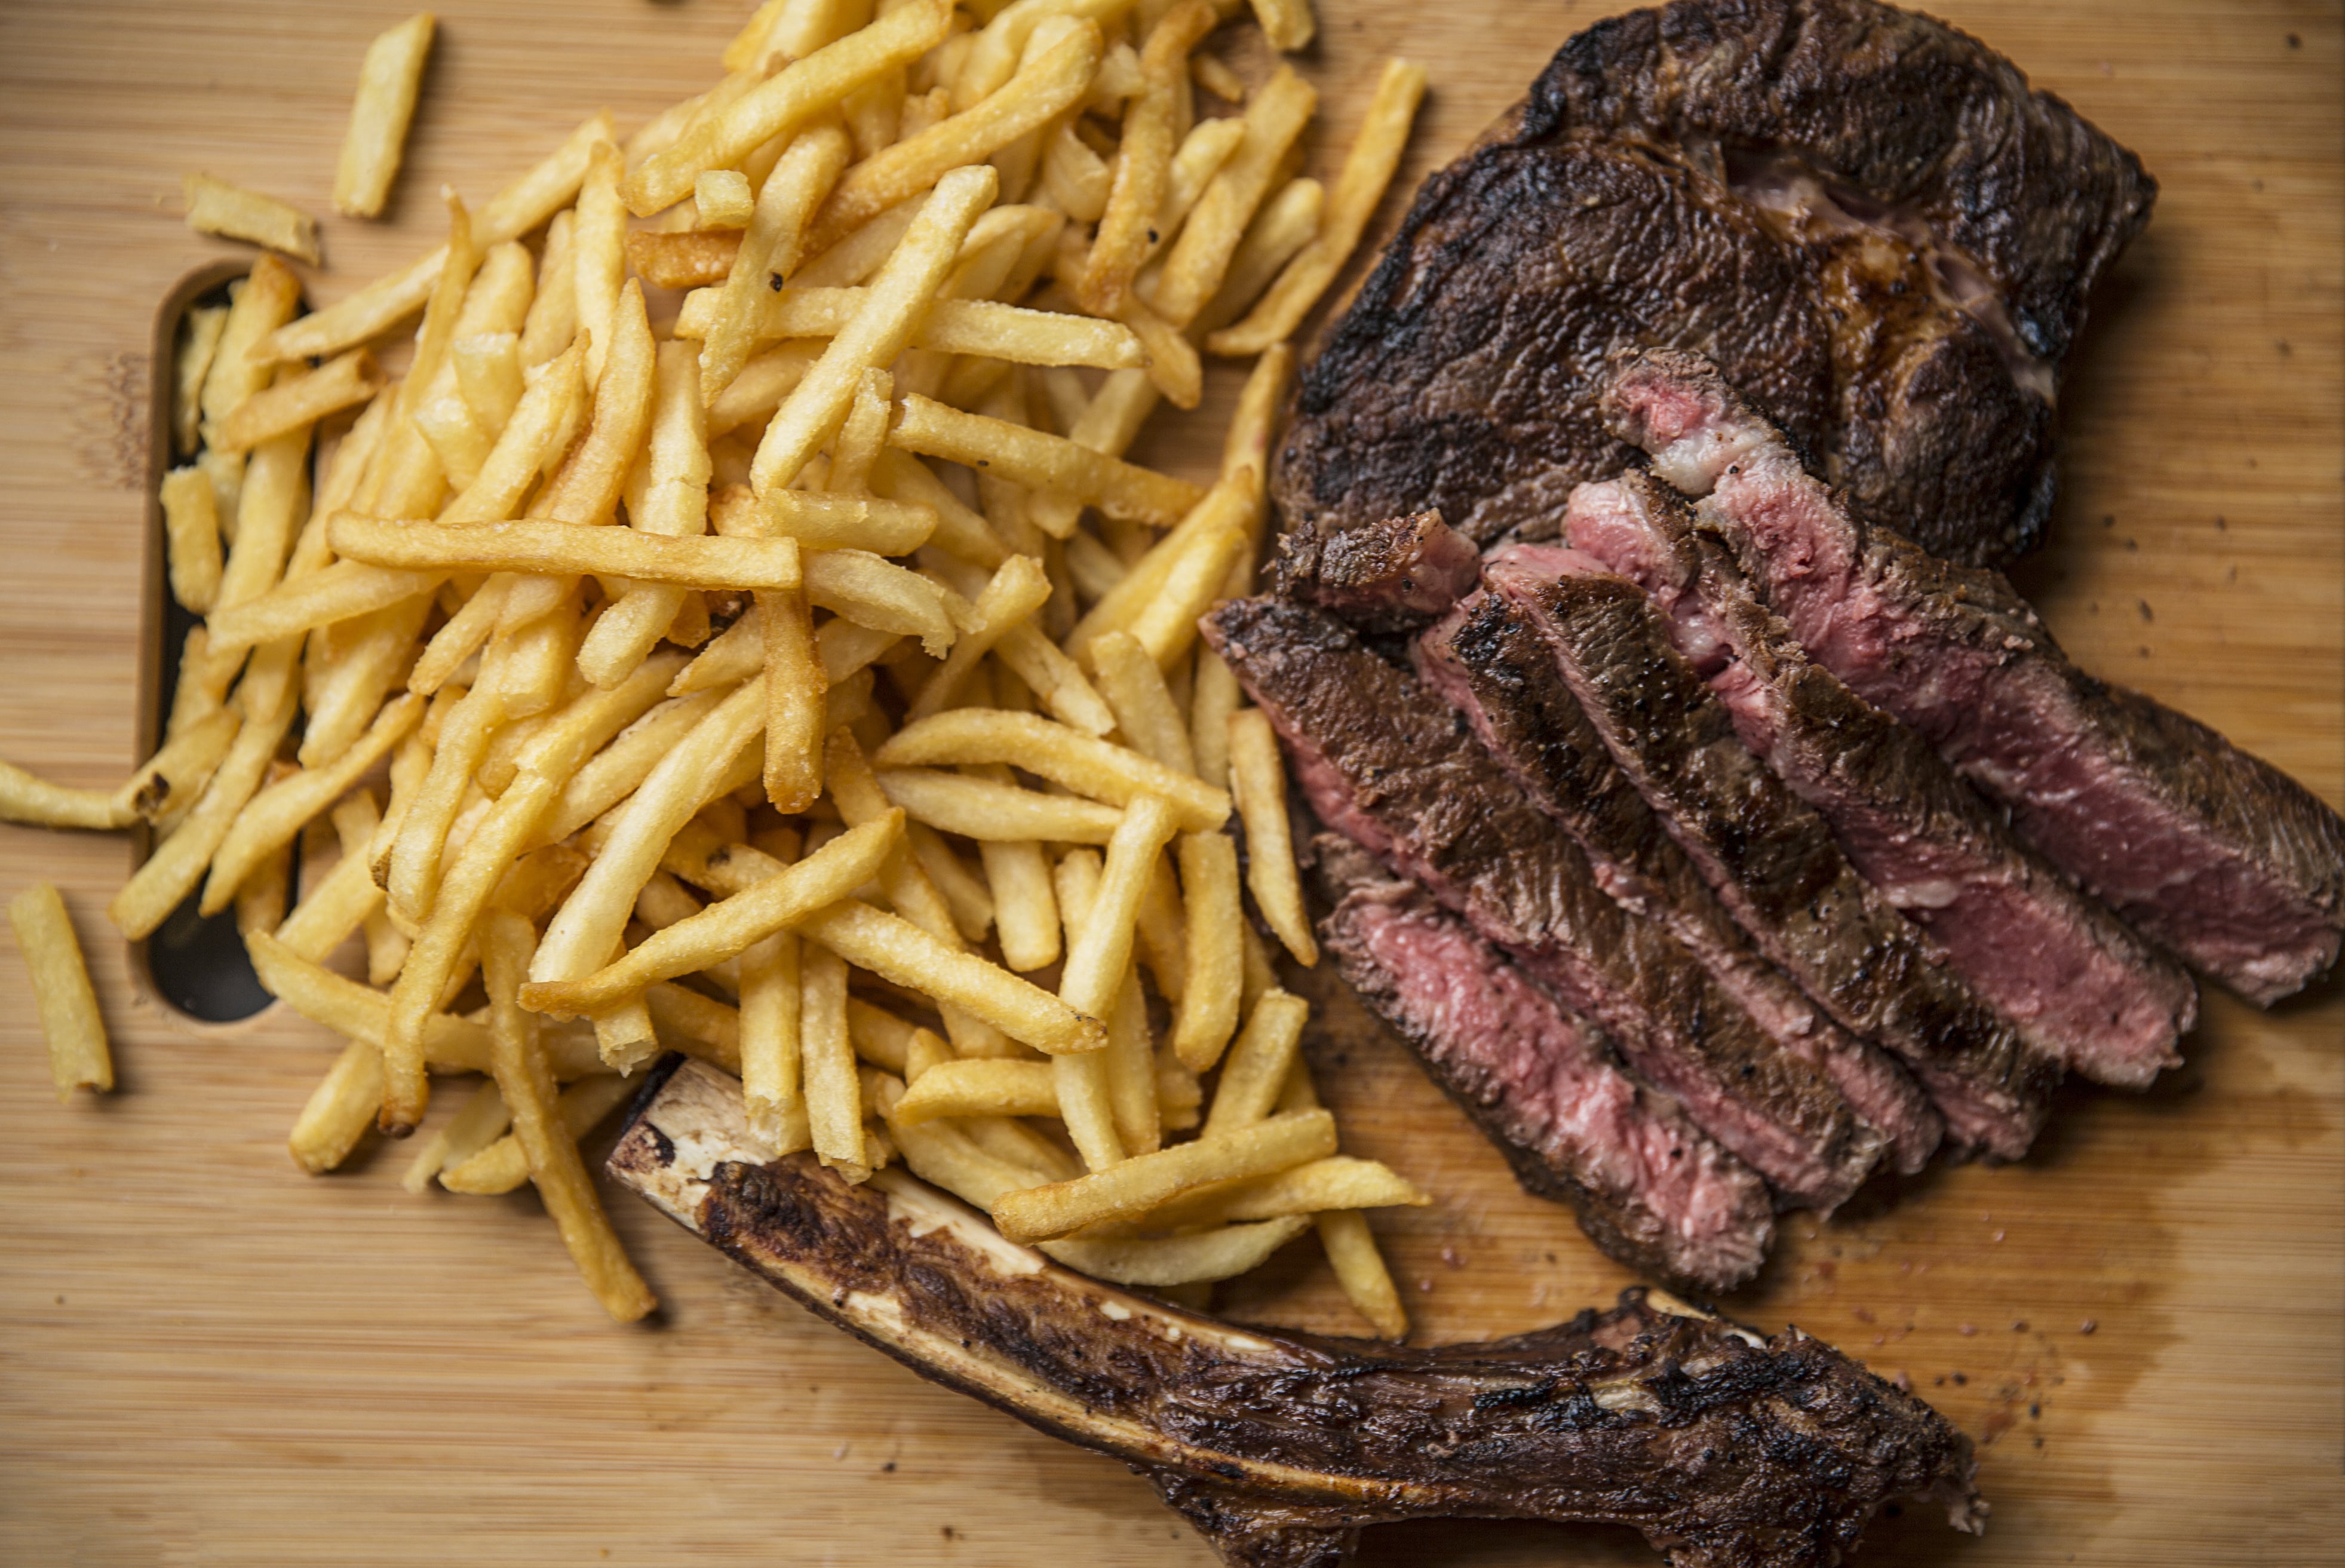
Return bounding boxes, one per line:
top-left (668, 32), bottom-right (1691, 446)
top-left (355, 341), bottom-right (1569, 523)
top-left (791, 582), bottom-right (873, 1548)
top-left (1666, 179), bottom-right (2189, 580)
top-left (1202, 593), bottom-right (1886, 1213)
top-left (1607, 349), bottom-right (2345, 1004)
top-left (610, 1055), bottom-right (1987, 1568)
top-left (1566, 471), bottom-right (2198, 1087)
top-left (1274, 0), bottom-right (2153, 567)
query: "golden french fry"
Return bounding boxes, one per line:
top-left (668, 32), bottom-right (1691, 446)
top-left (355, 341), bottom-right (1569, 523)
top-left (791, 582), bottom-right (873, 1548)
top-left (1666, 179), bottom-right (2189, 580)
top-left (219, 350), bottom-right (387, 456)
top-left (275, 832), bottom-right (383, 963)
top-left (442, 337), bottom-right (589, 524)
top-left (889, 394), bottom-right (1201, 528)
top-left (289, 1040), bottom-right (385, 1174)
top-left (1204, 988), bottom-right (1309, 1137)
top-left (1103, 968), bottom-right (1158, 1156)
top-left (1190, 49), bottom-right (1245, 102)
top-left (452, 331), bottom-right (525, 433)
top-left (1047, 847), bottom-right (1123, 1170)
top-left (870, 447), bottom-right (1011, 569)
top-left (535, 689), bottom-right (727, 847)
top-left (695, 168), bottom-right (755, 228)
top-left (0, 760), bottom-right (135, 831)
top-left (160, 466), bottom-right (225, 613)
top-left (1058, 793), bottom-right (1177, 1022)
top-left (9, 883), bottom-right (112, 1103)
top-left (1248, 0), bottom-right (1316, 53)
top-left (184, 172), bottom-right (321, 264)
top-left (889, 1057), bottom-right (1060, 1124)
top-left (1089, 630), bottom-right (1194, 773)
top-left (246, 929), bottom-right (502, 1072)
top-left (799, 899), bottom-right (1104, 1056)
top-left (1223, 341), bottom-right (1293, 500)
top-left (993, 624), bottom-right (1115, 735)
top-left (1134, 847), bottom-right (1186, 1004)
top-left (403, 1076), bottom-right (511, 1194)
top-left (1042, 119), bottom-right (1110, 223)
top-left (1139, 1156), bottom-right (1428, 1232)
top-left (438, 1072), bottom-right (638, 1195)
top-left (739, 841), bottom-right (805, 1143)
top-left (1040, 1216), bottom-right (1312, 1287)
top-left (877, 708), bottom-right (1227, 831)
top-left (333, 11), bottom-right (436, 217)
top-left (624, 228), bottom-right (742, 290)
top-left (332, 515), bottom-right (802, 591)
top-left (761, 578), bottom-right (825, 812)
top-left (1117, 294), bottom-right (1201, 409)
top-left (172, 304), bottom-right (228, 459)
top-left (991, 1108), bottom-right (1337, 1241)
top-left (1170, 830), bottom-right (1242, 1072)
top-left (1063, 472), bottom-right (1253, 659)
top-left (1227, 707), bottom-right (1317, 965)
top-left (875, 767), bottom-right (1121, 843)
top-left (1153, 116), bottom-right (1250, 256)
top-left (1154, 72), bottom-right (1315, 328)
top-left (751, 163), bottom-right (998, 495)
top-left (1079, 2), bottom-right (1216, 313)
top-left (1210, 59), bottom-right (1427, 357)
top-left (706, 343), bottom-right (819, 437)
top-left (201, 692), bottom-right (423, 916)
top-left (806, 549), bottom-right (957, 655)
top-left (535, 280), bottom-right (656, 524)
top-left (905, 554), bottom-right (1051, 720)
top-left (907, 821), bottom-right (993, 943)
top-left (519, 207), bottom-right (579, 369)
top-left (685, 285), bottom-right (1148, 373)
top-left (1195, 176), bottom-right (1321, 335)
top-left (578, 340), bottom-right (714, 690)
top-left (798, 941), bottom-right (867, 1178)
top-left (713, 482), bottom-right (938, 556)
top-left (702, 124), bottom-right (853, 405)
top-left (1319, 1210), bottom-right (1408, 1339)
top-left (520, 812), bottom-right (900, 1017)
top-left (882, 1113), bottom-right (1052, 1213)
top-left (120, 708), bottom-right (242, 827)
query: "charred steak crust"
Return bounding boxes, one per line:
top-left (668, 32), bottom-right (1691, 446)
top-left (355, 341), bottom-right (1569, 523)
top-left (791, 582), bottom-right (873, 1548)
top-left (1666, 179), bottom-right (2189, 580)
top-left (1607, 349), bottom-right (2345, 1004)
top-left (1316, 833), bottom-right (1776, 1290)
top-left (1418, 583), bottom-right (1944, 1173)
top-left (1276, 0), bottom-right (2154, 566)
top-left (609, 1060), bottom-right (1987, 1568)
top-left (1493, 565), bottom-right (2061, 1159)
top-left (1270, 509), bottom-right (1485, 633)
top-left (1566, 471), bottom-right (2197, 1088)
top-left (1203, 594), bottom-right (1884, 1213)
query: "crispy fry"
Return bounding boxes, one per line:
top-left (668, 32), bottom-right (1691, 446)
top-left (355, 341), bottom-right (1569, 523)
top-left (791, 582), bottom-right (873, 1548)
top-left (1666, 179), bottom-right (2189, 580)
top-left (1058, 792), bottom-right (1177, 1021)
top-left (891, 394), bottom-right (1202, 528)
top-left (534, 280), bottom-right (656, 526)
top-left (904, 554), bottom-right (1051, 720)
top-left (332, 516), bottom-right (801, 591)
top-left (0, 761), bottom-right (135, 831)
top-left (1318, 1209), bottom-right (1408, 1339)
top-left (992, 624), bottom-right (1114, 734)
top-left (990, 1108), bottom-right (1336, 1241)
top-left (1039, 1216), bottom-right (1311, 1286)
top-left (1169, 830), bottom-right (1242, 1071)
top-left (202, 692), bottom-right (423, 916)
top-left (805, 548), bottom-right (958, 654)
top-left (1226, 706), bottom-right (1316, 964)
top-left (799, 941), bottom-right (868, 1178)
top-left (402, 1076), bottom-right (511, 1194)
top-left (907, 821), bottom-right (994, 943)
top-left (702, 124), bottom-right (853, 405)
top-left (247, 929), bottom-right (504, 1075)
top-left (1247, 0), bottom-right (1315, 52)
top-left (889, 1057), bottom-right (1060, 1124)
top-left (437, 1072), bottom-right (639, 1195)
top-left (696, 168), bottom-right (756, 229)
top-left (1063, 470), bottom-right (1251, 659)
top-left (159, 466), bottom-right (225, 613)
top-left (799, 899), bottom-right (1103, 1055)
top-left (1103, 967), bottom-right (1159, 1155)
top-left (184, 172), bottom-right (321, 264)
top-left (288, 1039), bottom-right (386, 1175)
top-left (874, 767), bottom-right (1121, 843)
top-left (1153, 69), bottom-right (1315, 326)
top-left (1195, 175), bottom-right (1320, 335)
top-left (333, 11), bottom-right (436, 217)
top-left (881, 1113), bottom-right (1051, 1212)
top-left (877, 708), bottom-right (1226, 829)
top-left (1140, 1156), bottom-right (1428, 1231)
top-left (441, 337), bottom-right (589, 524)
top-left (519, 208), bottom-right (579, 369)
top-left (1203, 987), bottom-right (1308, 1137)
top-left (171, 304), bottom-right (228, 459)
top-left (685, 286), bottom-right (1147, 372)
top-left (121, 707), bottom-right (242, 829)
top-left (1048, 848), bottom-right (1123, 1169)
top-left (578, 341), bottom-right (714, 689)
top-left (1089, 629), bottom-right (1194, 773)
top-left (9, 883), bottom-right (112, 1103)
top-left (1079, 2), bottom-right (1216, 313)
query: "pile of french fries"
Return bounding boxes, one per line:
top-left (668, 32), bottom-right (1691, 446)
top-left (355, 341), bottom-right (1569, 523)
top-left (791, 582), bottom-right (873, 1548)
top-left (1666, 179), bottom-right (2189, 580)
top-left (4, 0), bottom-right (1433, 1337)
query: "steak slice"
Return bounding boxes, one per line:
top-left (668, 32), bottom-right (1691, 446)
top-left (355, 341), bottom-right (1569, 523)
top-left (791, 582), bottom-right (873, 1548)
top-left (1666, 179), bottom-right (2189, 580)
top-left (1202, 594), bottom-right (1885, 1211)
top-left (1607, 350), bottom-right (2345, 1004)
top-left (1270, 509), bottom-right (1482, 633)
top-left (611, 1056), bottom-right (1987, 1568)
top-left (1483, 560), bottom-right (2060, 1158)
top-left (1275, 0), bottom-right (2155, 567)
top-left (1566, 472), bottom-right (2197, 1087)
top-left (1317, 835), bottom-right (1774, 1290)
top-left (1416, 587), bottom-right (1942, 1171)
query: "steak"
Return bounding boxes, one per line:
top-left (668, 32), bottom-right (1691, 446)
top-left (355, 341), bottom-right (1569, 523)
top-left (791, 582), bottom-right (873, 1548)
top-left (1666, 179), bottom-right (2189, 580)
top-left (1317, 835), bottom-right (1775, 1290)
top-left (1275, 0), bottom-right (2154, 567)
top-left (1416, 587), bottom-right (1943, 1171)
top-left (1566, 472), bottom-right (2197, 1087)
top-left (1271, 508), bottom-right (1484, 633)
top-left (611, 1055), bottom-right (1988, 1568)
top-left (1202, 594), bottom-right (1886, 1211)
top-left (1607, 350), bottom-right (2345, 1004)
top-left (1482, 559), bottom-right (2060, 1158)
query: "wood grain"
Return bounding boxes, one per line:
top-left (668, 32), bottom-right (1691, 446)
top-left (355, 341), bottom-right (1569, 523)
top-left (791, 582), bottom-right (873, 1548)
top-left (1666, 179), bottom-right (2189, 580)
top-left (1, 2), bottom-right (2338, 1564)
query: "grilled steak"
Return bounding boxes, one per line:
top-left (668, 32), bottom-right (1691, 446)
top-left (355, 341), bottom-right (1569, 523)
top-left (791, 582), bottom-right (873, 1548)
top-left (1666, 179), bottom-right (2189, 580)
top-left (1318, 834), bottom-right (1775, 1289)
top-left (1416, 588), bottom-right (1942, 1171)
top-left (1203, 594), bottom-right (1885, 1212)
top-left (1275, 0), bottom-right (2154, 567)
top-left (1272, 509), bottom-right (1483, 633)
top-left (1567, 472), bottom-right (2197, 1087)
top-left (1484, 558), bottom-right (2060, 1158)
top-left (1608, 350), bottom-right (2345, 1004)
top-left (611, 1055), bottom-right (1988, 1568)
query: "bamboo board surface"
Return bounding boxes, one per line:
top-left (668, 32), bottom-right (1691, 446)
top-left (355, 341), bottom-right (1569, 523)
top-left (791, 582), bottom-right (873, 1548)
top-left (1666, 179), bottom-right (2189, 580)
top-left (1, 1), bottom-right (2339, 1563)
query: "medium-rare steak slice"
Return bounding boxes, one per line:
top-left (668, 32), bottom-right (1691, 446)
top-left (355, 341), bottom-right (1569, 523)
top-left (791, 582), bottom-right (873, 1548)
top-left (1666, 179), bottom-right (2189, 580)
top-left (1487, 560), bottom-right (2060, 1158)
top-left (1202, 594), bottom-right (1886, 1211)
top-left (1607, 350), bottom-right (2345, 1004)
top-left (612, 1055), bottom-right (1988, 1568)
top-left (1270, 509), bottom-right (1483, 633)
top-left (1416, 587), bottom-right (1942, 1171)
top-left (1275, 0), bottom-right (2154, 567)
top-left (1318, 835), bottom-right (1774, 1290)
top-left (1567, 472), bottom-right (2197, 1087)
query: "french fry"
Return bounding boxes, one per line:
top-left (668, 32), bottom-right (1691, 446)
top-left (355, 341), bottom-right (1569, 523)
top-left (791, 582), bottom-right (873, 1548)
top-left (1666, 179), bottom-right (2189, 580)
top-left (1221, 341), bottom-right (1290, 520)
top-left (1203, 987), bottom-right (1308, 1137)
top-left (907, 821), bottom-right (993, 943)
top-left (799, 899), bottom-right (1104, 1055)
top-left (738, 833), bottom-right (805, 1144)
top-left (1210, 59), bottom-right (1427, 357)
top-left (288, 1038), bottom-right (388, 1175)
top-left (275, 827), bottom-right (382, 963)
top-left (990, 1107), bottom-right (1336, 1241)
top-left (1116, 294), bottom-right (1202, 409)
top-left (798, 942), bottom-right (867, 1179)
top-left (1152, 67), bottom-right (1316, 326)
top-left (1247, 0), bottom-right (1316, 53)
top-left (904, 554), bottom-right (1051, 719)
top-left (520, 812), bottom-right (900, 1017)
top-left (715, 483), bottom-right (938, 556)
top-left (535, 689), bottom-right (726, 846)
top-left (452, 331), bottom-right (525, 434)
top-left (1318, 1209), bottom-right (1408, 1339)
top-left (1103, 968), bottom-right (1158, 1156)
top-left (696, 168), bottom-right (755, 228)
top-left (1170, 830), bottom-right (1242, 1071)
top-left (1089, 630), bottom-right (1194, 773)
top-left (623, 228), bottom-right (741, 290)
top-left (889, 394), bottom-right (1202, 528)
top-left (247, 930), bottom-right (506, 1074)
top-left (201, 692), bottom-right (423, 915)
top-left (437, 1072), bottom-right (639, 1195)
top-left (1079, 1), bottom-right (1216, 314)
top-left (751, 162), bottom-right (999, 495)
top-left (1039, 1216), bottom-right (1311, 1286)
top-left (1124, 506), bottom-right (1246, 668)
top-left (330, 515), bottom-right (802, 591)
top-left (1042, 119), bottom-right (1110, 223)
top-left (441, 337), bottom-right (588, 524)
top-left (1138, 1156), bottom-right (1428, 1231)
top-left (478, 909), bottom-right (657, 1321)
top-left (874, 767), bottom-right (1121, 843)
top-left (877, 709), bottom-right (1227, 830)
top-left (574, 140), bottom-right (628, 386)
top-left (120, 707), bottom-right (242, 827)
top-left (1195, 175), bottom-right (1321, 335)
top-left (685, 286), bottom-right (1148, 372)
top-left (1226, 707), bottom-right (1316, 964)
top-left (0, 761), bottom-right (135, 831)
top-left (519, 208), bottom-right (579, 368)
top-left (805, 548), bottom-right (957, 653)
top-left (1062, 470), bottom-right (1250, 659)
top-left (1057, 792), bottom-right (1177, 1021)
top-left (578, 342), bottom-right (715, 690)
top-left (160, 465), bottom-right (225, 613)
top-left (171, 304), bottom-right (229, 459)
top-left (1190, 50), bottom-right (1245, 103)
top-left (992, 624), bottom-right (1115, 735)
top-left (533, 280), bottom-right (656, 526)
top-left (701, 123), bottom-right (854, 404)
top-left (870, 447), bottom-right (1011, 569)
top-left (889, 1057), bottom-right (1060, 1124)
top-left (1134, 846), bottom-right (1186, 1004)
top-left (184, 172), bottom-right (321, 265)
top-left (333, 11), bottom-right (436, 218)
top-left (402, 1076), bottom-right (511, 1194)
top-left (706, 343), bottom-right (819, 438)
top-left (882, 1113), bottom-right (1052, 1213)
top-left (9, 883), bottom-right (112, 1103)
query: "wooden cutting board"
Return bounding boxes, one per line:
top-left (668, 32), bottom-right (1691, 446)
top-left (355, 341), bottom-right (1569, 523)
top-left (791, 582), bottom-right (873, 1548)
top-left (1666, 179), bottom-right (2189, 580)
top-left (1, 1), bottom-right (2338, 1562)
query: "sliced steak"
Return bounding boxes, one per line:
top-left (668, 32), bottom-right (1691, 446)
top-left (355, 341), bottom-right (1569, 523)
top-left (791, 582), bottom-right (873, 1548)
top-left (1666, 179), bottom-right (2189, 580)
top-left (1416, 587), bottom-right (1942, 1170)
top-left (611, 1060), bottom-right (1987, 1568)
top-left (1607, 350), bottom-right (2345, 1004)
top-left (1318, 836), bottom-right (1774, 1290)
top-left (1270, 510), bottom-right (1482, 633)
top-left (1275, 0), bottom-right (2155, 567)
top-left (1566, 472), bottom-right (2197, 1087)
top-left (1482, 560), bottom-right (2060, 1158)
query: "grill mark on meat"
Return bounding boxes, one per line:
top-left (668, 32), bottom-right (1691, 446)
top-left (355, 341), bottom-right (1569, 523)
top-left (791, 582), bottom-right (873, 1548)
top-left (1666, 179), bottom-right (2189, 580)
top-left (610, 1055), bottom-right (1987, 1568)
top-left (1275, 0), bottom-right (2154, 567)
top-left (1564, 472), bottom-right (2197, 1087)
top-left (1485, 561), bottom-right (2060, 1159)
top-left (1271, 510), bottom-right (1484, 633)
top-left (1414, 584), bottom-right (1942, 1171)
top-left (1201, 594), bottom-right (1884, 1213)
top-left (1607, 349), bottom-right (2345, 1004)
top-left (1316, 834), bottom-right (1775, 1289)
